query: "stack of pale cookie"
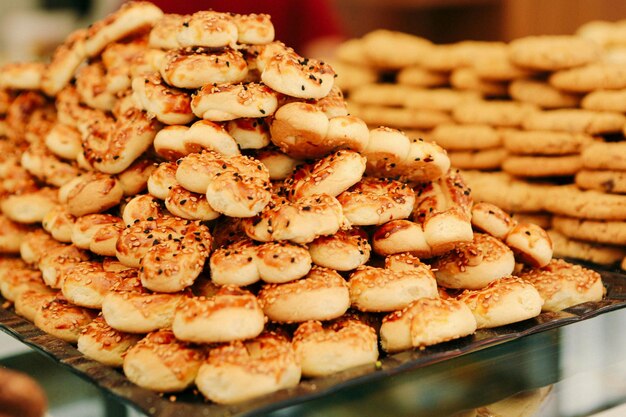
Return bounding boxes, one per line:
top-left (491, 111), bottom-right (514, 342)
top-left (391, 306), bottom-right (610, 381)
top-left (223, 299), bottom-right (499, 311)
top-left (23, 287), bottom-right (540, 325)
top-left (0, 1), bottom-right (607, 406)
top-left (335, 27), bottom-right (626, 268)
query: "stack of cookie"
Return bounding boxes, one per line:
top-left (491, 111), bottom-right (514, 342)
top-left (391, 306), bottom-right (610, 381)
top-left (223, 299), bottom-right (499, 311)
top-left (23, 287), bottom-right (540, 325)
top-left (0, 2), bottom-right (607, 406)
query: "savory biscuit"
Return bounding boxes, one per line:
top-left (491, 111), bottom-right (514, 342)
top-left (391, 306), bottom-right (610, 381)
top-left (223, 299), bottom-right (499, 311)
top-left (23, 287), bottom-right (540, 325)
top-left (396, 66), bottom-right (449, 88)
top-left (349, 83), bottom-right (415, 107)
top-left (581, 88), bottom-right (626, 112)
top-left (453, 100), bottom-right (537, 128)
top-left (543, 185), bottom-right (626, 220)
top-left (350, 103), bottom-right (452, 130)
top-left (450, 68), bottom-right (508, 97)
top-left (361, 30), bottom-right (433, 69)
top-left (404, 89), bottom-right (480, 112)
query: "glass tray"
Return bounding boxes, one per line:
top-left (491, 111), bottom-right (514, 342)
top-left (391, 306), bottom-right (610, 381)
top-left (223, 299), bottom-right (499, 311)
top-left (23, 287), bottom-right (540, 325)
top-left (1, 264), bottom-right (625, 417)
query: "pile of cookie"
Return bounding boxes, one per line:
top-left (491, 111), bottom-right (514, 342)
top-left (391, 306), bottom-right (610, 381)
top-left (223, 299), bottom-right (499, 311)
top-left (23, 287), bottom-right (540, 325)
top-left (334, 27), bottom-right (626, 268)
top-left (0, 1), bottom-right (605, 405)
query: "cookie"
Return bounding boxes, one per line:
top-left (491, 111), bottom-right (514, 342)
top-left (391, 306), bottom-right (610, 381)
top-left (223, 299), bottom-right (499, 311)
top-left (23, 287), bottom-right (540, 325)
top-left (548, 229), bottom-right (626, 265)
top-left (509, 79), bottom-right (580, 109)
top-left (335, 38), bottom-right (367, 66)
top-left (404, 89), bottom-right (480, 112)
top-left (581, 88), bottom-right (626, 112)
top-left (328, 60), bottom-right (377, 92)
top-left (503, 130), bottom-right (594, 155)
top-left (552, 216), bottom-right (626, 245)
top-left (502, 155), bottom-right (582, 177)
top-left (396, 66), bottom-right (449, 88)
top-left (361, 30), bottom-right (433, 69)
top-left (581, 141), bottom-right (626, 171)
top-left (508, 35), bottom-right (600, 71)
top-left (422, 41), bottom-right (506, 72)
top-left (449, 148), bottom-right (507, 170)
top-left (549, 64), bottom-right (626, 92)
top-left (450, 68), bottom-right (508, 97)
top-left (543, 185), bottom-right (626, 220)
top-left (349, 83), bottom-right (415, 107)
top-left (575, 169), bottom-right (626, 194)
top-left (431, 124), bottom-right (501, 150)
top-left (522, 109), bottom-right (626, 135)
top-left (461, 170), bottom-right (555, 213)
top-left (348, 103), bottom-right (452, 130)
top-left (453, 100), bottom-right (537, 128)
top-left (472, 50), bottom-right (535, 81)
top-left (510, 212), bottom-right (553, 229)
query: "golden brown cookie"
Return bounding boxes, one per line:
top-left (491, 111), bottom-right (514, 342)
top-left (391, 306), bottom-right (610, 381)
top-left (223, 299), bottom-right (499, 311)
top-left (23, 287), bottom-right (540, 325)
top-left (396, 66), bottom-right (449, 88)
top-left (361, 30), bottom-right (433, 69)
top-left (508, 35), bottom-right (600, 71)
top-left (552, 216), bottom-right (626, 245)
top-left (581, 142), bottom-right (626, 171)
top-left (449, 148), bottom-right (507, 170)
top-left (503, 129), bottom-right (594, 155)
top-left (461, 170), bottom-right (555, 213)
top-left (543, 185), bottom-right (626, 220)
top-left (349, 103), bottom-right (452, 130)
top-left (581, 88), bottom-right (626, 112)
top-left (575, 169), bottom-right (626, 194)
top-left (522, 109), bottom-right (626, 135)
top-left (431, 124), bottom-right (501, 150)
top-left (472, 50), bottom-right (535, 81)
top-left (422, 41), bottom-right (506, 72)
top-left (404, 89), bottom-right (480, 112)
top-left (349, 83), bottom-right (414, 107)
top-left (453, 100), bottom-right (538, 127)
top-left (502, 155), bottom-right (582, 177)
top-left (509, 79), bottom-right (581, 109)
top-left (549, 63), bottom-right (626, 92)
top-left (548, 229), bottom-right (626, 265)
top-left (450, 68), bottom-right (508, 97)
top-left (328, 60), bottom-right (377, 92)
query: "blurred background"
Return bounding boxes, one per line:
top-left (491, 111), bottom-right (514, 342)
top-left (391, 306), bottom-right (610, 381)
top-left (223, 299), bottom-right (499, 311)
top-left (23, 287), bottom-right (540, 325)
top-left (4, 0), bottom-right (626, 63)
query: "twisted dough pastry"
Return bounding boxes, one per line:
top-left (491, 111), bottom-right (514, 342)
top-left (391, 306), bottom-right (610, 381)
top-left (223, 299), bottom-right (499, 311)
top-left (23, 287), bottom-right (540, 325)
top-left (176, 11), bottom-right (238, 48)
top-left (131, 72), bottom-right (194, 125)
top-left (44, 123), bottom-right (82, 161)
top-left (471, 202), bottom-right (553, 268)
top-left (77, 316), bottom-right (142, 367)
top-left (0, 215), bottom-right (33, 254)
top-left (233, 13), bottom-right (275, 45)
top-left (82, 107), bottom-right (161, 174)
top-left (284, 150), bottom-right (366, 201)
top-left (242, 194), bottom-right (347, 244)
top-left (191, 82), bottom-right (279, 121)
top-left (210, 238), bottom-right (312, 285)
top-left (153, 120), bottom-right (240, 161)
top-left (122, 194), bottom-right (164, 226)
top-left (308, 227), bottom-right (371, 271)
top-left (160, 47), bottom-right (248, 89)
top-left (75, 61), bottom-right (116, 111)
top-left (41, 29), bottom-right (87, 96)
top-left (149, 14), bottom-right (188, 50)
top-left (261, 51), bottom-right (335, 99)
top-left (270, 102), bottom-right (369, 159)
top-left (84, 1), bottom-right (163, 57)
top-left (61, 172), bottom-right (124, 217)
top-left (0, 62), bottom-right (45, 91)
top-left (20, 143), bottom-right (80, 187)
top-left (176, 151), bottom-right (271, 218)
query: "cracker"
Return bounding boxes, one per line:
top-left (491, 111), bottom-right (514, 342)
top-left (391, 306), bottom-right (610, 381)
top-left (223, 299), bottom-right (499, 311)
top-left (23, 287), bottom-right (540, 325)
top-left (522, 109), bottom-right (626, 135)
top-left (548, 229), bottom-right (626, 265)
top-left (581, 142), bottom-right (626, 171)
top-left (509, 79), bottom-right (580, 109)
top-left (581, 88), bottom-right (626, 112)
top-left (549, 64), bottom-right (626, 93)
top-left (404, 89), bottom-right (480, 112)
top-left (502, 155), bottom-right (582, 177)
top-left (472, 50), bottom-right (535, 81)
top-left (335, 38), bottom-right (367, 66)
top-left (543, 185), bottom-right (626, 220)
top-left (552, 216), bottom-right (626, 245)
top-left (431, 124), bottom-right (501, 150)
top-left (449, 148), bottom-right (507, 170)
top-left (461, 170), bottom-right (553, 213)
top-left (503, 130), bottom-right (594, 155)
top-left (452, 100), bottom-right (537, 128)
top-left (422, 41), bottom-right (506, 72)
top-left (575, 169), bottom-right (626, 194)
top-left (450, 68), bottom-right (508, 97)
top-left (508, 35), bottom-right (600, 71)
top-left (349, 103), bottom-right (452, 130)
top-left (396, 66), bottom-right (448, 88)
